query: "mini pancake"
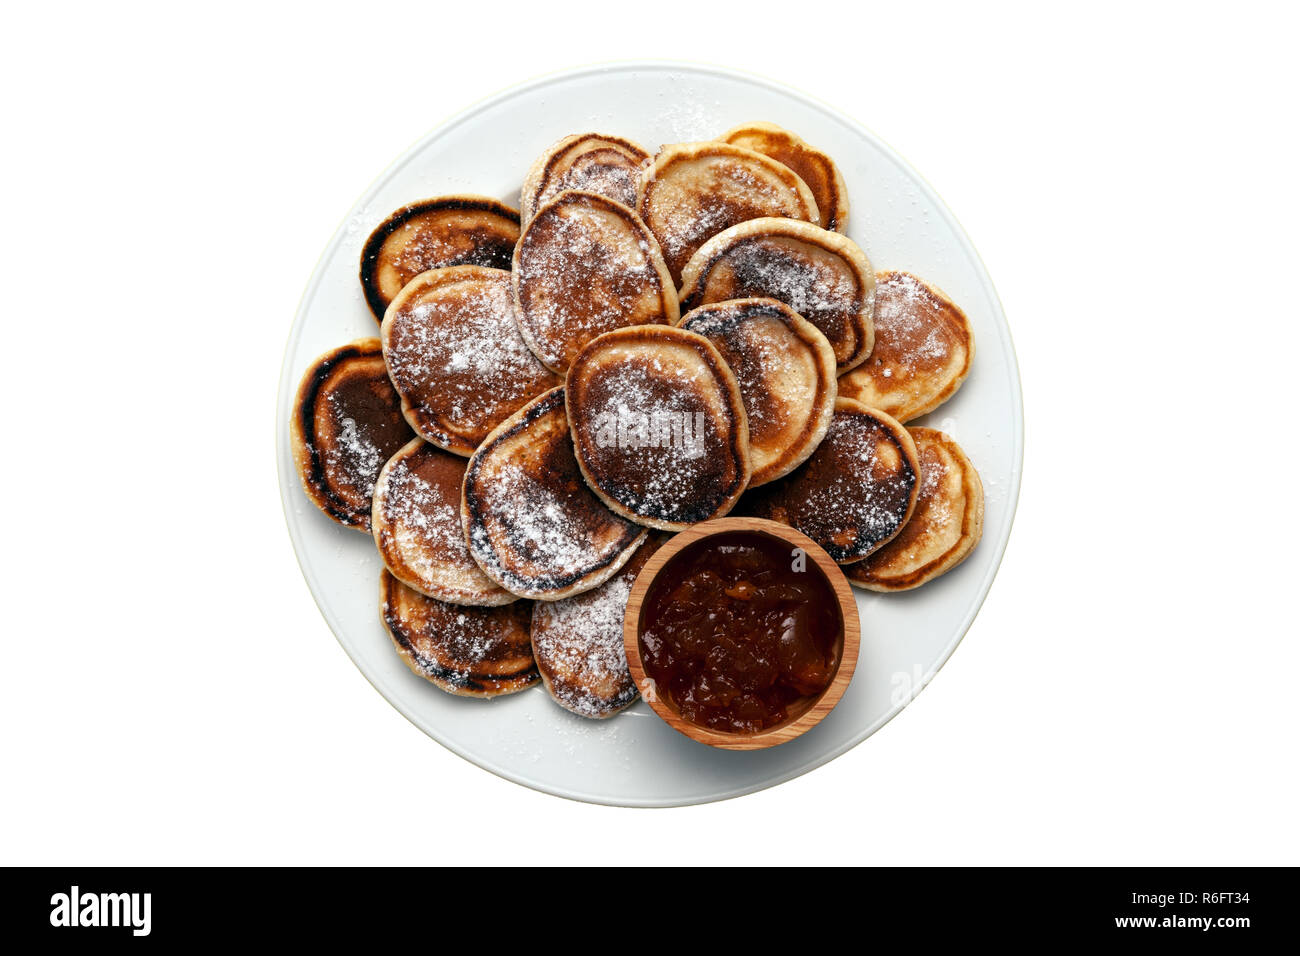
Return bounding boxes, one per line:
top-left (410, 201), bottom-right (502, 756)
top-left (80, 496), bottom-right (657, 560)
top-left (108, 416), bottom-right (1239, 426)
top-left (512, 190), bottom-right (678, 373)
top-left (565, 325), bottom-right (751, 531)
top-left (381, 265), bottom-right (561, 456)
top-left (837, 271), bottom-right (974, 422)
top-left (742, 399), bottom-right (919, 564)
top-left (519, 133), bottom-right (650, 225)
top-left (463, 387), bottom-right (648, 601)
top-left (678, 297), bottom-right (837, 486)
top-left (290, 338), bottom-right (415, 531)
top-left (719, 122), bottom-right (849, 232)
top-left (678, 217), bottom-right (876, 373)
top-left (379, 569), bottom-right (538, 698)
top-left (636, 141), bottom-right (820, 284)
top-left (530, 534), bottom-right (663, 719)
top-left (359, 195), bottom-right (520, 322)
top-left (847, 428), bottom-right (984, 591)
top-left (371, 438), bottom-right (516, 606)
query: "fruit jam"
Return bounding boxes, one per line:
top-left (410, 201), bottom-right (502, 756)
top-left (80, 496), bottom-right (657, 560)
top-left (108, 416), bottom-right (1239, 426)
top-left (638, 530), bottom-right (843, 734)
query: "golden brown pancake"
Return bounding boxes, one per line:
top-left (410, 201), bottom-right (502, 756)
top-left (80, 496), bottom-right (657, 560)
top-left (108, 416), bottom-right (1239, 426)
top-left (519, 133), bottom-right (650, 225)
top-left (290, 338), bottom-right (415, 531)
top-left (837, 271), bottom-right (974, 422)
top-left (742, 399), bottom-right (919, 563)
top-left (359, 196), bottom-right (520, 322)
top-left (678, 218), bottom-right (876, 373)
top-left (463, 387), bottom-right (648, 600)
top-left (371, 438), bottom-right (516, 606)
top-left (719, 122), bottom-right (849, 232)
top-left (381, 265), bottom-right (560, 456)
top-left (512, 190), bottom-right (678, 373)
top-left (637, 141), bottom-right (819, 283)
top-left (380, 569), bottom-right (538, 697)
top-left (678, 297), bottom-right (837, 486)
top-left (847, 428), bottom-right (984, 591)
top-left (530, 534), bottom-right (663, 719)
top-left (566, 326), bottom-right (751, 531)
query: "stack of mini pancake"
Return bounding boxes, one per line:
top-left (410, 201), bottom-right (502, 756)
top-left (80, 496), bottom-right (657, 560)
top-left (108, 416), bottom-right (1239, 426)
top-left (291, 124), bottom-right (985, 720)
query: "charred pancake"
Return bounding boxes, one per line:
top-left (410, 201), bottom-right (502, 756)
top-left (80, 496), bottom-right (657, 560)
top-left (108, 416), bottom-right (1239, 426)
top-left (719, 122), bottom-right (849, 232)
top-left (847, 428), bottom-right (983, 591)
top-left (512, 190), bottom-right (678, 373)
top-left (530, 534), bottom-right (663, 719)
top-left (837, 271), bottom-right (974, 422)
top-left (678, 297), bottom-right (836, 486)
top-left (565, 325), bottom-right (751, 530)
top-left (679, 218), bottom-right (875, 373)
top-left (681, 219), bottom-right (873, 374)
top-left (290, 338), bottom-right (415, 531)
top-left (463, 387), bottom-right (648, 600)
top-left (519, 133), bottom-right (650, 225)
top-left (380, 569), bottom-right (538, 697)
top-left (637, 141), bottom-right (819, 284)
top-left (371, 438), bottom-right (515, 606)
top-left (381, 265), bottom-right (560, 456)
top-left (359, 196), bottom-right (519, 322)
top-left (742, 399), bottom-right (919, 563)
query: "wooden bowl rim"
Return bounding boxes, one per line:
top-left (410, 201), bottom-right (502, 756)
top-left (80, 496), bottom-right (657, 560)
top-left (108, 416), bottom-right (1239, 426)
top-left (623, 516), bottom-right (861, 750)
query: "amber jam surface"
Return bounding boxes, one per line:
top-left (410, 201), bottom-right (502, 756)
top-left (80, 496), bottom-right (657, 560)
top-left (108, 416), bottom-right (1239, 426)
top-left (638, 530), bottom-right (843, 734)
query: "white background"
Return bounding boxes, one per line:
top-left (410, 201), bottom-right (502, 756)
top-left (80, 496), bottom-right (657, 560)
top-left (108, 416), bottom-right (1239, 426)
top-left (3, 2), bottom-right (1296, 865)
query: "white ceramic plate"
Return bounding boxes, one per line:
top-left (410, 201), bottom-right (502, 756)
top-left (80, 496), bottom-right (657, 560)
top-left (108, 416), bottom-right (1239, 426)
top-left (276, 62), bottom-right (1023, 807)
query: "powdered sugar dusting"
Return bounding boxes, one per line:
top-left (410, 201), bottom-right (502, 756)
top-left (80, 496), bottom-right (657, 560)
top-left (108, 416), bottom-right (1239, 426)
top-left (467, 394), bottom-right (641, 594)
top-left (920, 445), bottom-right (948, 505)
top-left (839, 272), bottom-right (969, 419)
top-left (532, 560), bottom-right (641, 717)
top-left (427, 610), bottom-right (498, 668)
top-left (649, 96), bottom-right (717, 144)
top-left (825, 417), bottom-right (914, 541)
top-left (538, 152), bottom-right (642, 213)
top-left (642, 150), bottom-right (814, 277)
top-left (471, 460), bottom-right (610, 585)
top-left (913, 440), bottom-right (962, 538)
top-left (871, 272), bottom-right (958, 372)
top-left (378, 449), bottom-right (495, 597)
top-left (858, 437), bottom-right (962, 574)
top-left (516, 200), bottom-right (668, 370)
top-left (745, 408), bottom-right (917, 561)
top-left (385, 272), bottom-right (558, 442)
top-left (684, 308), bottom-right (804, 438)
top-left (701, 237), bottom-right (868, 361)
top-left (325, 394), bottom-right (384, 497)
top-left (573, 343), bottom-right (743, 524)
top-left (383, 574), bottom-right (536, 693)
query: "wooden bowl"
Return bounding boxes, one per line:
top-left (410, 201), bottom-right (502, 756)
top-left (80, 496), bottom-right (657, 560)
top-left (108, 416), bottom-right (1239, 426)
top-left (623, 516), bottom-right (860, 750)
